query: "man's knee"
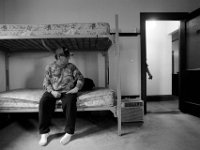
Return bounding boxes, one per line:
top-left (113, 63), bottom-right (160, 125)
top-left (40, 92), bottom-right (55, 105)
top-left (61, 94), bottom-right (77, 106)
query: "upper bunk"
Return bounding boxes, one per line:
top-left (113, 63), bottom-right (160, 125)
top-left (0, 23), bottom-right (112, 53)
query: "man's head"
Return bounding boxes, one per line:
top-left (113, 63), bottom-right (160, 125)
top-left (55, 47), bottom-right (71, 65)
top-left (55, 47), bottom-right (71, 60)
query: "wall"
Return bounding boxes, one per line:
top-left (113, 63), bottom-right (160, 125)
top-left (1, 0), bottom-right (200, 95)
top-left (8, 51), bottom-right (100, 89)
top-left (0, 0), bottom-right (5, 23)
top-left (4, 0), bottom-right (200, 29)
top-left (169, 24), bottom-right (180, 74)
top-left (0, 1), bottom-right (5, 92)
top-left (7, 38), bottom-right (140, 95)
top-left (146, 21), bottom-right (180, 96)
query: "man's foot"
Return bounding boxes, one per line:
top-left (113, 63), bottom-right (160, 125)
top-left (39, 133), bottom-right (49, 146)
top-left (60, 133), bottom-right (72, 145)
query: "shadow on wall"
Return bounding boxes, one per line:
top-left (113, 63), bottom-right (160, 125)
top-left (25, 59), bottom-right (47, 89)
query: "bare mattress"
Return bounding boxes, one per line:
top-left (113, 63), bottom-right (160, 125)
top-left (0, 23), bottom-right (112, 52)
top-left (0, 23), bottom-right (110, 37)
top-left (0, 88), bottom-right (115, 112)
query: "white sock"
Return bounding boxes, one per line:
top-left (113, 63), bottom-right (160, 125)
top-left (39, 133), bottom-right (49, 146)
top-left (60, 133), bottom-right (72, 145)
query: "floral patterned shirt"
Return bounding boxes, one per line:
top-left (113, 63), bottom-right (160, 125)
top-left (43, 61), bottom-right (84, 93)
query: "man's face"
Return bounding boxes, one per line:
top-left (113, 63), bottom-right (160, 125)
top-left (55, 48), bottom-right (70, 64)
top-left (59, 55), bottom-right (70, 64)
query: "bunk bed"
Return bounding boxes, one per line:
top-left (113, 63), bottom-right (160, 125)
top-left (0, 15), bottom-right (122, 135)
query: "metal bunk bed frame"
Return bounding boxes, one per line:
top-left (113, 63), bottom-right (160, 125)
top-left (0, 15), bottom-right (122, 135)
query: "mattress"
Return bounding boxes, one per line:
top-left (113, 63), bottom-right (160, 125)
top-left (0, 23), bottom-right (110, 37)
top-left (0, 88), bottom-right (115, 111)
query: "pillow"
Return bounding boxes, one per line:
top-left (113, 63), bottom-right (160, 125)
top-left (80, 78), bottom-right (95, 92)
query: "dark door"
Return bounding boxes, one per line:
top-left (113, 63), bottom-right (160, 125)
top-left (179, 8), bottom-right (200, 117)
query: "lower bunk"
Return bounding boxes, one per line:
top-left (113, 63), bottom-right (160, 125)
top-left (0, 88), bottom-right (117, 115)
top-left (0, 88), bottom-right (123, 135)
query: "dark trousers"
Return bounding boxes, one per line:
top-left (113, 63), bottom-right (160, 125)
top-left (39, 92), bottom-right (77, 134)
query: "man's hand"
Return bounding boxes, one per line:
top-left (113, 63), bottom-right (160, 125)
top-left (148, 75), bottom-right (153, 80)
top-left (66, 87), bottom-right (79, 94)
top-left (51, 91), bottom-right (61, 98)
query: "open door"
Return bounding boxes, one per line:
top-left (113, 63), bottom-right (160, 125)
top-left (179, 8), bottom-right (200, 117)
top-left (140, 12), bottom-right (188, 114)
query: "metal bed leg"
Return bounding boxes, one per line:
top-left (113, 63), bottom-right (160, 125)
top-left (118, 115), bottom-right (122, 136)
top-left (115, 14), bottom-right (122, 136)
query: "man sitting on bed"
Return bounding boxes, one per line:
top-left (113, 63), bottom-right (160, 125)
top-left (38, 47), bottom-right (84, 146)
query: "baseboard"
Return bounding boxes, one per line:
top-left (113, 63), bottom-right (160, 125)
top-left (147, 95), bottom-right (178, 101)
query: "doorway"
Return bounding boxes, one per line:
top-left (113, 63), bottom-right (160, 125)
top-left (145, 20), bottom-right (180, 113)
top-left (140, 13), bottom-right (188, 114)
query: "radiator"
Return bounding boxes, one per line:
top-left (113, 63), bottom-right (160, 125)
top-left (121, 99), bottom-right (144, 122)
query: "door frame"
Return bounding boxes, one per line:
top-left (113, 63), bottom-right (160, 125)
top-left (140, 12), bottom-right (188, 114)
top-left (179, 8), bottom-right (200, 117)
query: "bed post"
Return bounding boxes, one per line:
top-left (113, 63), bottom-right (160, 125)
top-left (105, 51), bottom-right (109, 88)
top-left (5, 51), bottom-right (10, 91)
top-left (115, 14), bottom-right (122, 136)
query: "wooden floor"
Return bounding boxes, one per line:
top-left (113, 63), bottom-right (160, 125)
top-left (0, 99), bottom-right (200, 150)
